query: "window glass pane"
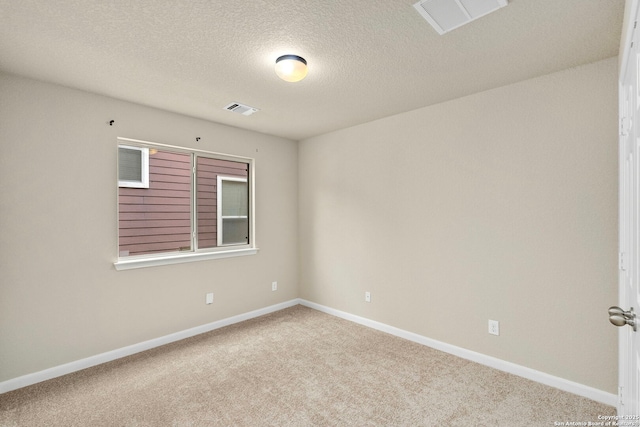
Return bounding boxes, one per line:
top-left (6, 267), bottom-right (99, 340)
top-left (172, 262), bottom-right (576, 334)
top-left (222, 218), bottom-right (249, 245)
top-left (118, 149), bottom-right (192, 257)
top-left (119, 147), bottom-right (142, 182)
top-left (221, 180), bottom-right (248, 216)
top-left (196, 158), bottom-right (249, 249)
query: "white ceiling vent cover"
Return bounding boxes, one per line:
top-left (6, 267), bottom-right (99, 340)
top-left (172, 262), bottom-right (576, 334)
top-left (413, 0), bottom-right (507, 35)
top-left (223, 102), bottom-right (260, 116)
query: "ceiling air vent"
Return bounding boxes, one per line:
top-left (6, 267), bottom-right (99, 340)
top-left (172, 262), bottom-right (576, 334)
top-left (223, 102), bottom-right (260, 116)
top-left (413, 0), bottom-right (507, 35)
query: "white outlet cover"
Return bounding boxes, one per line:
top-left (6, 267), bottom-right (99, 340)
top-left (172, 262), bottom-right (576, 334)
top-left (272, 281), bottom-right (278, 291)
top-left (206, 293), bottom-right (214, 304)
top-left (365, 292), bottom-right (371, 302)
top-left (488, 319), bottom-right (500, 335)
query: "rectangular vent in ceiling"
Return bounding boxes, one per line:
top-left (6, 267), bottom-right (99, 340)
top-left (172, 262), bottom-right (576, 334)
top-left (223, 102), bottom-right (260, 116)
top-left (413, 0), bottom-right (507, 35)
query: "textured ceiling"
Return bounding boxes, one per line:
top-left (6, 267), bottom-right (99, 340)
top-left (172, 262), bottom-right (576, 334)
top-left (0, 0), bottom-right (625, 141)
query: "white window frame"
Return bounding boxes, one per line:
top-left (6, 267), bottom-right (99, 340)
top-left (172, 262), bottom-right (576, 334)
top-left (217, 175), bottom-right (249, 247)
top-left (118, 145), bottom-right (149, 188)
top-left (114, 137), bottom-right (257, 271)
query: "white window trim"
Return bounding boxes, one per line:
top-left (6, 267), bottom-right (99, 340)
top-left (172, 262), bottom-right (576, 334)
top-left (114, 247), bottom-right (258, 271)
top-left (118, 145), bottom-right (149, 188)
top-left (114, 137), bottom-right (257, 271)
top-left (217, 175), bottom-right (249, 247)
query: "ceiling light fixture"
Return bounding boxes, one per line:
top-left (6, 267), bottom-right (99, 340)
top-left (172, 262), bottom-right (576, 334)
top-left (275, 55), bottom-right (308, 82)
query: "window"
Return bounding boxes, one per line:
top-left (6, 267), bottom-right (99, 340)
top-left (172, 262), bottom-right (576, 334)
top-left (115, 138), bottom-right (256, 270)
top-left (118, 145), bottom-right (149, 188)
top-left (217, 176), bottom-right (249, 246)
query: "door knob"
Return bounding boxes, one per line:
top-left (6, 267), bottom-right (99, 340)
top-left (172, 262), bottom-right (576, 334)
top-left (608, 306), bottom-right (637, 331)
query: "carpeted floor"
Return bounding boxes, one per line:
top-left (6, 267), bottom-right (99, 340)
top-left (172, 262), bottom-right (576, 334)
top-left (0, 305), bottom-right (615, 426)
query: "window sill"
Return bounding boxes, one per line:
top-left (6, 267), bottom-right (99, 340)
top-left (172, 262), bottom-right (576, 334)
top-left (114, 247), bottom-right (259, 271)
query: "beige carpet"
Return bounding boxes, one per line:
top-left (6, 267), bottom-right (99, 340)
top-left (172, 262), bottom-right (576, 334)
top-left (0, 305), bottom-right (614, 426)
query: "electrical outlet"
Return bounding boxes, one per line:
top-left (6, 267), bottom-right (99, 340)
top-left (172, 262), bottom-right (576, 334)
top-left (488, 319), bottom-right (500, 336)
top-left (365, 291), bottom-right (371, 303)
top-left (272, 281), bottom-right (278, 291)
top-left (206, 293), bottom-right (214, 305)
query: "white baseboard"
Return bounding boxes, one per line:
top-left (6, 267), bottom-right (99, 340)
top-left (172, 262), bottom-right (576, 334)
top-left (0, 299), bottom-right (299, 394)
top-left (1, 298), bottom-right (618, 407)
top-left (298, 299), bottom-right (618, 407)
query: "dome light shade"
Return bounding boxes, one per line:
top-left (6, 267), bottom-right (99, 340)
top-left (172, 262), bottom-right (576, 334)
top-left (275, 55), bottom-right (308, 82)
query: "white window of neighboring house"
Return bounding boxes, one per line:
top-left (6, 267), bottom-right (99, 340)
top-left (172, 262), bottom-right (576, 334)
top-left (217, 176), bottom-right (249, 246)
top-left (118, 145), bottom-right (149, 188)
top-left (115, 138), bottom-right (256, 271)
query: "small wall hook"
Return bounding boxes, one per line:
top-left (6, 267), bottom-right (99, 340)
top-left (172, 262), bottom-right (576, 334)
top-left (108, 120), bottom-right (115, 126)
top-left (196, 137), bottom-right (201, 142)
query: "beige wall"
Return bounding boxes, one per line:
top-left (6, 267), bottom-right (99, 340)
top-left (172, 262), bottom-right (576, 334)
top-left (0, 72), bottom-right (299, 382)
top-left (298, 58), bottom-right (619, 393)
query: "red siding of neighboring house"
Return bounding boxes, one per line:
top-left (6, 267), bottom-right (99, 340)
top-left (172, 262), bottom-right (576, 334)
top-left (118, 149), bottom-right (248, 257)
